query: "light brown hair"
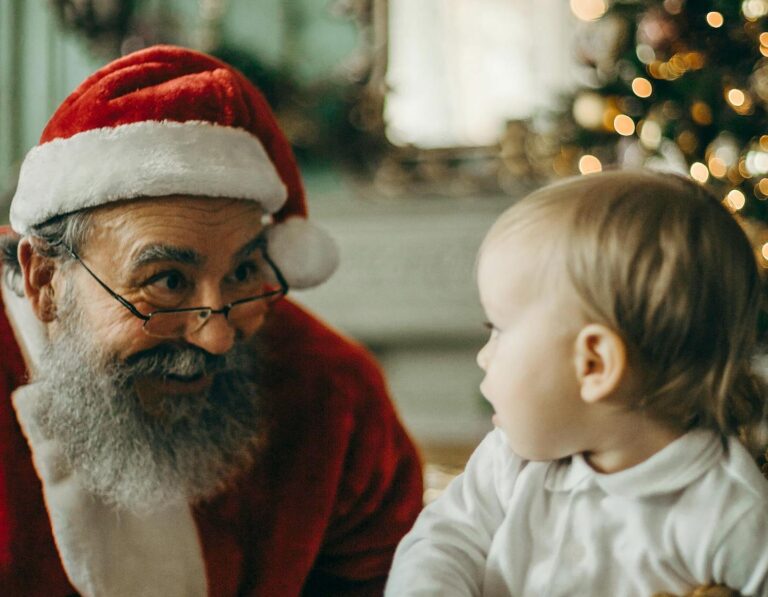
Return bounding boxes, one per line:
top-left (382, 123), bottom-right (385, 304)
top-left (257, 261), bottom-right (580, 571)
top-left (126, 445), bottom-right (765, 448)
top-left (482, 169), bottom-right (765, 435)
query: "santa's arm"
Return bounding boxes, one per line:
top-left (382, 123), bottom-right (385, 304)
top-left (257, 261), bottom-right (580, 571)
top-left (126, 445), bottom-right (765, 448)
top-left (300, 354), bottom-right (423, 596)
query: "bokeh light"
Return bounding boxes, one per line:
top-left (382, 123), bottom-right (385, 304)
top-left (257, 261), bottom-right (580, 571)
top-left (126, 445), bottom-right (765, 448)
top-left (690, 162), bottom-right (709, 182)
top-left (570, 0), bottom-right (608, 21)
top-left (724, 189), bottom-right (746, 211)
top-left (631, 77), bottom-right (653, 98)
top-left (727, 88), bottom-right (746, 107)
top-left (613, 114), bottom-right (635, 136)
top-left (706, 11), bottom-right (724, 27)
top-left (708, 157), bottom-right (728, 178)
top-left (579, 154), bottom-right (603, 174)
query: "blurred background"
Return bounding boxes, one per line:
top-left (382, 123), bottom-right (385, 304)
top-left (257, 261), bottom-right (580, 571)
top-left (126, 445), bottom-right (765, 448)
top-left (2, 0), bottom-right (768, 476)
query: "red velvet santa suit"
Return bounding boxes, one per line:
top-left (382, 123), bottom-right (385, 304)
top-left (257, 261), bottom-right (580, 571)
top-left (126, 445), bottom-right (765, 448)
top-left (0, 281), bottom-right (423, 596)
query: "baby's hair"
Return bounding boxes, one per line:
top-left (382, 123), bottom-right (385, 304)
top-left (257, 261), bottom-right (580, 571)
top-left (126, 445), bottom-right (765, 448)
top-left (481, 169), bottom-right (765, 435)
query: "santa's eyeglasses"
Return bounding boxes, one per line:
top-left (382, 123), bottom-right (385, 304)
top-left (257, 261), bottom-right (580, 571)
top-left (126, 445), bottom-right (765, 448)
top-left (54, 236), bottom-right (289, 338)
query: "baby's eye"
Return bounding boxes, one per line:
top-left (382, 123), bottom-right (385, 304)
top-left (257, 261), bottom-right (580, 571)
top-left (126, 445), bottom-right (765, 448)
top-left (483, 321), bottom-right (500, 336)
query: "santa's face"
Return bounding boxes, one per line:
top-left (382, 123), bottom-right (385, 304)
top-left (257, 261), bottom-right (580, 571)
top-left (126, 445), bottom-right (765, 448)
top-left (27, 196), bottom-right (273, 511)
top-left (47, 196), bottom-right (269, 407)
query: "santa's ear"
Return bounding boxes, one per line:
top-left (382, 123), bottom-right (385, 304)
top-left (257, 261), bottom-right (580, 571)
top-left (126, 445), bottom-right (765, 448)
top-left (18, 238), bottom-right (58, 322)
top-left (574, 323), bottom-right (627, 404)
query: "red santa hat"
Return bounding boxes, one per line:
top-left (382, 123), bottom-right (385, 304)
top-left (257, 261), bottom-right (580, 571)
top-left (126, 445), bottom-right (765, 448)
top-left (9, 45), bottom-right (338, 289)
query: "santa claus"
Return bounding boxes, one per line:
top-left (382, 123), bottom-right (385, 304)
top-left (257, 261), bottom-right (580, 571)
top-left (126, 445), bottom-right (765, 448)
top-left (0, 45), bottom-right (423, 596)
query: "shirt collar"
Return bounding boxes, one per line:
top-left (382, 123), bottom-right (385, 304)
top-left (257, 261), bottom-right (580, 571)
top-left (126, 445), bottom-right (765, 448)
top-left (544, 430), bottom-right (724, 498)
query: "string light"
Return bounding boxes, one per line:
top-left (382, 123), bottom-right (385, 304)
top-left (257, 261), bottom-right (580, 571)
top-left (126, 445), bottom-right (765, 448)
top-left (631, 77), bottom-right (653, 98)
top-left (706, 11), bottom-right (724, 27)
top-left (708, 157), bottom-right (728, 178)
top-left (570, 0), bottom-right (607, 21)
top-left (761, 242), bottom-right (768, 262)
top-left (725, 88), bottom-right (754, 115)
top-left (690, 162), bottom-right (709, 182)
top-left (579, 155), bottom-right (603, 174)
top-left (758, 178), bottom-right (768, 196)
top-left (724, 189), bottom-right (746, 211)
top-left (727, 88), bottom-right (746, 107)
top-left (613, 114), bottom-right (635, 136)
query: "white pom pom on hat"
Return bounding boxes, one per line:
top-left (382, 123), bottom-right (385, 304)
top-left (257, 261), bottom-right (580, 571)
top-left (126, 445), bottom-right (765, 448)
top-left (266, 217), bottom-right (339, 289)
top-left (9, 44), bottom-right (338, 289)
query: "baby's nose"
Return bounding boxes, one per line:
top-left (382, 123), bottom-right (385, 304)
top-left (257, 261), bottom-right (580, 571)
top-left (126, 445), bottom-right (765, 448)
top-left (476, 344), bottom-right (489, 371)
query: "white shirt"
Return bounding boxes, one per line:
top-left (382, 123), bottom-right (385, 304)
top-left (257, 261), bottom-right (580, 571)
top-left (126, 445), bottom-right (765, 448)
top-left (386, 428), bottom-right (768, 596)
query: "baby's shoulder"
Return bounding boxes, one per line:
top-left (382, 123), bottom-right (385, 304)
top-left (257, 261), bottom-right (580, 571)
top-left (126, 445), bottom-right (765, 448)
top-left (665, 438), bottom-right (768, 555)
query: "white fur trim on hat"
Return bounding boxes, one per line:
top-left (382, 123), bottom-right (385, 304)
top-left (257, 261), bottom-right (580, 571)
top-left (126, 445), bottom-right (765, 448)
top-left (10, 120), bottom-right (288, 234)
top-left (266, 217), bottom-right (339, 289)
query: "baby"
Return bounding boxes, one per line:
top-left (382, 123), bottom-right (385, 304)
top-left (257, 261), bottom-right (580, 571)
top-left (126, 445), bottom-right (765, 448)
top-left (386, 170), bottom-right (768, 596)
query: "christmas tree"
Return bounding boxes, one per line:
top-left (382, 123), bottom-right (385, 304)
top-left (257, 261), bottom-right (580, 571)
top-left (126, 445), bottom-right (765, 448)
top-left (556, 0), bottom-right (768, 263)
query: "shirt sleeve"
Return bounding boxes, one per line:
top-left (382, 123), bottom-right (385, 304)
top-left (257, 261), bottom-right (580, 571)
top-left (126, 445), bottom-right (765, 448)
top-left (385, 429), bottom-right (521, 597)
top-left (301, 352), bottom-right (425, 597)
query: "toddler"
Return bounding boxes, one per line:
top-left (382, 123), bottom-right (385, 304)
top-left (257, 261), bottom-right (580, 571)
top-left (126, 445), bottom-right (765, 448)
top-left (386, 170), bottom-right (768, 596)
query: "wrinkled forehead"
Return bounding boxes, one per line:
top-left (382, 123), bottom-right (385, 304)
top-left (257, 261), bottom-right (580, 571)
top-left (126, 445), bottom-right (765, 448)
top-left (82, 195), bottom-right (266, 261)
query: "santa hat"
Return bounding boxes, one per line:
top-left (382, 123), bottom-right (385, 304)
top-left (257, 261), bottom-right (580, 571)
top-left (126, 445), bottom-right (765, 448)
top-left (9, 45), bottom-right (338, 289)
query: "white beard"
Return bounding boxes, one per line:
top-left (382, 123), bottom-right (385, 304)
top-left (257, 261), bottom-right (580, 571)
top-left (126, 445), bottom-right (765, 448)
top-left (32, 290), bottom-right (265, 513)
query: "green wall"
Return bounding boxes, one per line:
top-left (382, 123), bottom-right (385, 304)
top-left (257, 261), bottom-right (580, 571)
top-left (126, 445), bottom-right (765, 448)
top-left (0, 0), bottom-right (100, 220)
top-left (0, 0), bottom-right (360, 223)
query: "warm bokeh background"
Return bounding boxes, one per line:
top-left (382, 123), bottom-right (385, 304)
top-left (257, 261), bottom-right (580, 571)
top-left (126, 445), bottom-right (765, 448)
top-left (3, 0), bottom-right (768, 481)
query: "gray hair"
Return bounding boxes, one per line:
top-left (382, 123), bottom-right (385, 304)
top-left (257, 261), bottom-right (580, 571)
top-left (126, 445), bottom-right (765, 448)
top-left (0, 211), bottom-right (93, 295)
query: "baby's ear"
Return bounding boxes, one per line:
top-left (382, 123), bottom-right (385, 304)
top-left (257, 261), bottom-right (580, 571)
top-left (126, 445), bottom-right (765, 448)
top-left (18, 238), bottom-right (58, 323)
top-left (573, 323), bottom-right (627, 404)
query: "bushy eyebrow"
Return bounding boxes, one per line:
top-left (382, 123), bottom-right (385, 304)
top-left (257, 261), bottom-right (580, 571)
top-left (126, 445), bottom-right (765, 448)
top-left (129, 234), bottom-right (264, 271)
top-left (130, 244), bottom-right (202, 270)
top-left (233, 234), bottom-right (265, 262)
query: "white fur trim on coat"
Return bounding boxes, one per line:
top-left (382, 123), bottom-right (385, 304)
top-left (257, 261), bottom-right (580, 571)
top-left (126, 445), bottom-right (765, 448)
top-left (10, 120), bottom-right (287, 234)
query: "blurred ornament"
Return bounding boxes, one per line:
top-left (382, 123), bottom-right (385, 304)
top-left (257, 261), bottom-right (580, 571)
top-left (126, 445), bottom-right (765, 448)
top-left (676, 129), bottom-right (699, 154)
top-left (751, 60), bottom-right (768, 108)
top-left (742, 0), bottom-right (768, 21)
top-left (621, 137), bottom-right (688, 174)
top-left (690, 101), bottom-right (713, 125)
top-left (639, 119), bottom-right (663, 150)
top-left (663, 0), bottom-right (684, 15)
top-left (49, 0), bottom-right (137, 56)
top-left (637, 7), bottom-right (679, 54)
top-left (705, 133), bottom-right (740, 170)
top-left (745, 140), bottom-right (768, 176)
top-left (573, 14), bottom-right (628, 77)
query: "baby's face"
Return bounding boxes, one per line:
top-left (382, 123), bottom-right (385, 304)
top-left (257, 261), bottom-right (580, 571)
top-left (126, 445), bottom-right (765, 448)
top-left (476, 231), bottom-right (592, 461)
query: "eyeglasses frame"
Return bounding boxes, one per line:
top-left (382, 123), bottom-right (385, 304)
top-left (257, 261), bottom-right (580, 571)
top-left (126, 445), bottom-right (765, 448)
top-left (53, 234), bottom-right (289, 335)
